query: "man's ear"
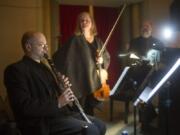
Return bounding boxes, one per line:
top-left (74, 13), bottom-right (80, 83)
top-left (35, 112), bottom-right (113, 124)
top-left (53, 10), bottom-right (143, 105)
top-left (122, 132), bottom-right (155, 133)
top-left (25, 43), bottom-right (32, 52)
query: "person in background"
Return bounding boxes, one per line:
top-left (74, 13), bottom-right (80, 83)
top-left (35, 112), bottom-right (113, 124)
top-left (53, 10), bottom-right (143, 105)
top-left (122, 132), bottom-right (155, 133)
top-left (127, 21), bottom-right (164, 134)
top-left (4, 31), bottom-right (106, 135)
top-left (128, 21), bottom-right (163, 56)
top-left (53, 12), bottom-right (110, 116)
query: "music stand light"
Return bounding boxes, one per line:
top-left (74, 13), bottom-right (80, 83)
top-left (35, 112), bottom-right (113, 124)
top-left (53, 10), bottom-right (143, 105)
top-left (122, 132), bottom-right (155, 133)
top-left (118, 53), bottom-right (140, 59)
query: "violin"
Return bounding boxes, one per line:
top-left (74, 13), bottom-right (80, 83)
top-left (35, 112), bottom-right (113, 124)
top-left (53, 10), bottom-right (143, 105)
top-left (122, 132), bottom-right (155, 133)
top-left (93, 74), bottom-right (110, 101)
top-left (93, 56), bottom-right (110, 101)
top-left (93, 3), bottom-right (127, 101)
top-left (93, 82), bottom-right (110, 101)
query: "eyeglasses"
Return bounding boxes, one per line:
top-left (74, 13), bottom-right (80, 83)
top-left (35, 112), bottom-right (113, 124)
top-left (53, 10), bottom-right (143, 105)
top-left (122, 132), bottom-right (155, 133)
top-left (37, 43), bottom-right (48, 48)
top-left (31, 43), bottom-right (48, 48)
top-left (30, 42), bottom-right (48, 48)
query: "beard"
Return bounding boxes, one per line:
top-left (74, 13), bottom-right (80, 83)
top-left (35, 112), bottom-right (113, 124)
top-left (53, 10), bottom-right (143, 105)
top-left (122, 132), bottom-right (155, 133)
top-left (142, 31), bottom-right (151, 38)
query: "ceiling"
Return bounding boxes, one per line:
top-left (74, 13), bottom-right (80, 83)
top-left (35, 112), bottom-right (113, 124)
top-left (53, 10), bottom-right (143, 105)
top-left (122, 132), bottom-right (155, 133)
top-left (57, 0), bottom-right (144, 7)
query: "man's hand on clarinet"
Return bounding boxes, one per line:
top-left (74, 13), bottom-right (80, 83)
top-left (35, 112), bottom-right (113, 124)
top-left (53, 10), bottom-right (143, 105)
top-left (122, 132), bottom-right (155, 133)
top-left (57, 74), bottom-right (74, 108)
top-left (58, 88), bottom-right (75, 108)
top-left (57, 73), bottom-right (72, 88)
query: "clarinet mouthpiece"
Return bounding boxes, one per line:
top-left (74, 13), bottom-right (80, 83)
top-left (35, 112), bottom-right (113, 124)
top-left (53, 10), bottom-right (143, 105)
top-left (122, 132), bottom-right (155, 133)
top-left (44, 53), bottom-right (49, 59)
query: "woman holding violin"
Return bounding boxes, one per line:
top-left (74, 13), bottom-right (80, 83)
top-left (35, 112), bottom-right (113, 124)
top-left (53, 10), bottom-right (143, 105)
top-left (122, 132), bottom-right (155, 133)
top-left (53, 11), bottom-right (110, 115)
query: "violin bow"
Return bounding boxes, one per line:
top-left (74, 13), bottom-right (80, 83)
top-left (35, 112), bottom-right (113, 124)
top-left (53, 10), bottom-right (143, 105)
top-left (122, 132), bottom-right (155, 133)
top-left (98, 3), bottom-right (127, 57)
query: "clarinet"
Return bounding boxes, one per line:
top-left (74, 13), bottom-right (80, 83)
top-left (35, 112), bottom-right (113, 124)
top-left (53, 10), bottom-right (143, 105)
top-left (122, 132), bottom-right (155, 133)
top-left (44, 54), bottom-right (92, 124)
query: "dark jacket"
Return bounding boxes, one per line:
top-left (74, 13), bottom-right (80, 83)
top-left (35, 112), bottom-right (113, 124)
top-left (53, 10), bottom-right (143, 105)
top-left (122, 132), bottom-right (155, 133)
top-left (129, 36), bottom-right (164, 57)
top-left (53, 35), bottom-right (110, 98)
top-left (4, 56), bottom-right (69, 135)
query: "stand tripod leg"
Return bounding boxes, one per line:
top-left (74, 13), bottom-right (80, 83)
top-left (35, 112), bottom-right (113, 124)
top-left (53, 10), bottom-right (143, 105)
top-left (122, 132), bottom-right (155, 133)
top-left (134, 106), bottom-right (137, 135)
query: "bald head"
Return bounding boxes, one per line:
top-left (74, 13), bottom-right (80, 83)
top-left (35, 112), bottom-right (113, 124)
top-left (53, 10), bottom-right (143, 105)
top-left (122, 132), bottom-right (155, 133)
top-left (20, 31), bottom-right (48, 62)
top-left (21, 31), bottom-right (45, 52)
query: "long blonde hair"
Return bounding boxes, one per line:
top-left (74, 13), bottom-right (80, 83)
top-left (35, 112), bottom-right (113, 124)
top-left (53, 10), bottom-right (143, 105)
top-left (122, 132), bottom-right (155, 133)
top-left (74, 12), bottom-right (98, 36)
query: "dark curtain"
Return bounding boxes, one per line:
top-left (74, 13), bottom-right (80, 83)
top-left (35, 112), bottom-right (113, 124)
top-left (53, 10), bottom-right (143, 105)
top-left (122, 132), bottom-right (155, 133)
top-left (59, 5), bottom-right (88, 44)
top-left (59, 5), bottom-right (122, 87)
top-left (94, 6), bottom-right (122, 87)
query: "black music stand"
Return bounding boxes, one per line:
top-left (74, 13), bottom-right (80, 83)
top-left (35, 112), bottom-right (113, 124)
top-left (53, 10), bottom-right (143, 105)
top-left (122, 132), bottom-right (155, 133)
top-left (133, 58), bottom-right (180, 135)
top-left (132, 66), bottom-right (155, 135)
top-left (110, 66), bottom-right (131, 123)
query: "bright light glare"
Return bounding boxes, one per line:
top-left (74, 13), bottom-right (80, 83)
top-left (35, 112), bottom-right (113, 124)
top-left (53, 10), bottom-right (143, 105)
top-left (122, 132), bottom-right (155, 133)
top-left (163, 27), bottom-right (173, 39)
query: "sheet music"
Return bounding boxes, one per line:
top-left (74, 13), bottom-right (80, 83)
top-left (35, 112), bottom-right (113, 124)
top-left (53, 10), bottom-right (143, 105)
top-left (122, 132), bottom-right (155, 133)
top-left (110, 66), bottom-right (130, 96)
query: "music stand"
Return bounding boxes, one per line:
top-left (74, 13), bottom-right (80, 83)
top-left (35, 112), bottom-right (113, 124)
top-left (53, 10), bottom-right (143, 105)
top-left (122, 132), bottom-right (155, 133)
top-left (111, 52), bottom-right (141, 96)
top-left (109, 66), bottom-right (131, 124)
top-left (134, 58), bottom-right (180, 106)
top-left (110, 66), bottom-right (130, 96)
top-left (133, 58), bottom-right (180, 135)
